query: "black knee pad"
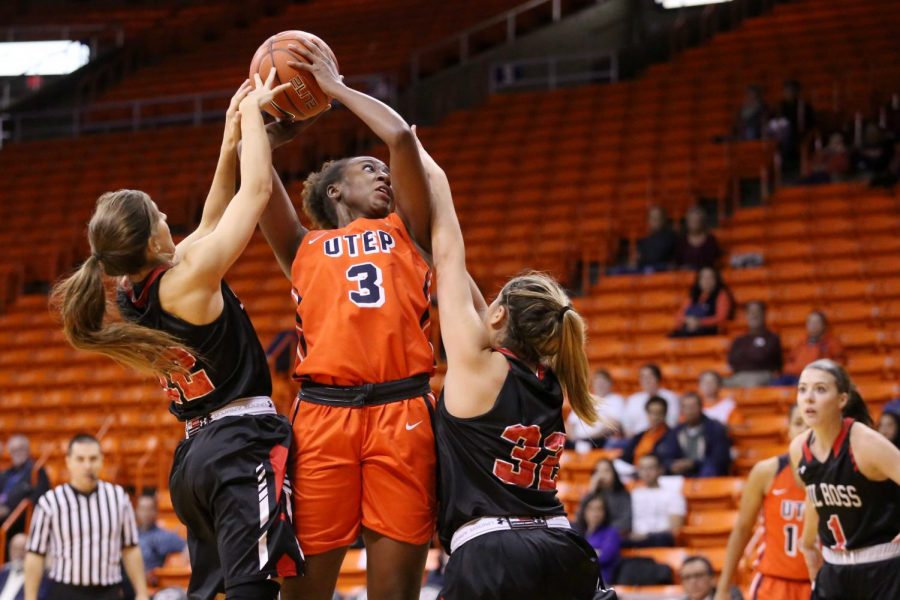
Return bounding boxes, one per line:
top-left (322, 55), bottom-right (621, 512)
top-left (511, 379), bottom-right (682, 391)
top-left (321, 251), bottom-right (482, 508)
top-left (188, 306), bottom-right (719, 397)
top-left (226, 579), bottom-right (280, 600)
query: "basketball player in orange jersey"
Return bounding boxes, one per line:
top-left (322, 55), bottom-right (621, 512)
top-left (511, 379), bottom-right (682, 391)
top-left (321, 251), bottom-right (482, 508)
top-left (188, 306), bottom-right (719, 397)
top-left (255, 40), bottom-right (438, 600)
top-left (46, 71), bottom-right (305, 600)
top-left (791, 359), bottom-right (900, 599)
top-left (715, 404), bottom-right (810, 600)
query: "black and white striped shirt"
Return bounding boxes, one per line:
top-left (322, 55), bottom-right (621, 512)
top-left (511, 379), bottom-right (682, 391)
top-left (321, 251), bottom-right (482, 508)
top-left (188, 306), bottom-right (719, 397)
top-left (26, 481), bottom-right (139, 586)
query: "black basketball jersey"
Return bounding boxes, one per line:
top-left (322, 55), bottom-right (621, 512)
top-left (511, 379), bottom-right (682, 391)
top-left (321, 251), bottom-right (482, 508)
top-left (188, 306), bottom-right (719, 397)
top-left (117, 266), bottom-right (272, 421)
top-left (434, 349), bottom-right (567, 551)
top-left (798, 418), bottom-right (900, 550)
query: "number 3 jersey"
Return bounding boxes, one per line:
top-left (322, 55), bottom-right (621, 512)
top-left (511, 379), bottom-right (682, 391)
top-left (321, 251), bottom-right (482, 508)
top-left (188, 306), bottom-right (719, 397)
top-left (434, 349), bottom-right (567, 551)
top-left (798, 418), bottom-right (900, 550)
top-left (117, 266), bottom-right (272, 421)
top-left (291, 213), bottom-right (434, 386)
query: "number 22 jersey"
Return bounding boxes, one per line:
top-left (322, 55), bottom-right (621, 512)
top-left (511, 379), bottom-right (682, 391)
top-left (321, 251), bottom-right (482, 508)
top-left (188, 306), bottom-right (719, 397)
top-left (291, 213), bottom-right (434, 386)
top-left (117, 267), bottom-right (272, 421)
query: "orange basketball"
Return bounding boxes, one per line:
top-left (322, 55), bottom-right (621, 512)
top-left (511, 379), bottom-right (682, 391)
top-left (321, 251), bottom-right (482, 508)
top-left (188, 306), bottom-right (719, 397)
top-left (249, 31), bottom-right (336, 121)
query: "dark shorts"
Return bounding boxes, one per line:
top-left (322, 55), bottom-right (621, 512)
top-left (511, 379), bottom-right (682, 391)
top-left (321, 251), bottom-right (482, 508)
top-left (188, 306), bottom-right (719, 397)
top-left (45, 582), bottom-right (124, 600)
top-left (170, 414), bottom-right (304, 600)
top-left (812, 556), bottom-right (900, 600)
top-left (441, 527), bottom-right (600, 600)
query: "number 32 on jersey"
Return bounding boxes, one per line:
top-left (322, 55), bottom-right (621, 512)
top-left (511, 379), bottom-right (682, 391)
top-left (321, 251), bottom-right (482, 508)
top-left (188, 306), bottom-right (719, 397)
top-left (493, 424), bottom-right (566, 491)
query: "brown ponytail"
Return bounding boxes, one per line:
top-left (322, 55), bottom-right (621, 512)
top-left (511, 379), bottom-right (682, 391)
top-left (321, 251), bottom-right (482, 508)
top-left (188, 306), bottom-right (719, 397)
top-left (50, 190), bottom-right (190, 376)
top-left (499, 272), bottom-right (598, 425)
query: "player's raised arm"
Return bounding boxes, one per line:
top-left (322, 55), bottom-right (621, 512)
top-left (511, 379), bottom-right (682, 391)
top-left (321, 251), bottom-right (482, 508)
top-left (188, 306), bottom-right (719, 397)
top-left (287, 40), bottom-right (432, 253)
top-left (177, 69), bottom-right (289, 292)
top-left (174, 79), bottom-right (252, 263)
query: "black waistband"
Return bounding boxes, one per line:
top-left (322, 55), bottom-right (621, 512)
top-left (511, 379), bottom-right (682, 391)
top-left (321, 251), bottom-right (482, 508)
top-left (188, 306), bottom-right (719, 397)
top-left (299, 373), bottom-right (431, 407)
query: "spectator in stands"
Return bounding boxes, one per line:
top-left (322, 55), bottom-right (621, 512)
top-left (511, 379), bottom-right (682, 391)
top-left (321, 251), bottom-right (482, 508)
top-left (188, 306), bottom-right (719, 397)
top-left (878, 411), bottom-right (900, 450)
top-left (584, 459), bottom-right (632, 537)
top-left (574, 493), bottom-right (621, 585)
top-left (774, 80), bottom-right (816, 170)
top-left (623, 364), bottom-right (680, 436)
top-left (670, 267), bottom-right (733, 338)
top-left (566, 369), bottom-right (623, 449)
top-left (681, 555), bottom-right (742, 600)
top-left (776, 310), bottom-right (846, 385)
top-left (675, 206), bottom-right (722, 271)
top-left (135, 493), bottom-right (186, 579)
top-left (802, 131), bottom-right (850, 185)
top-left (853, 121), bottom-right (895, 182)
top-left (626, 454), bottom-right (686, 548)
top-left (725, 301), bottom-right (783, 387)
top-left (635, 206), bottom-right (678, 272)
top-left (622, 397), bottom-right (680, 469)
top-left (0, 435), bottom-right (50, 540)
top-left (697, 370), bottom-right (740, 425)
top-left (734, 85), bottom-right (768, 141)
top-left (0, 533), bottom-right (30, 600)
top-left (669, 393), bottom-right (732, 478)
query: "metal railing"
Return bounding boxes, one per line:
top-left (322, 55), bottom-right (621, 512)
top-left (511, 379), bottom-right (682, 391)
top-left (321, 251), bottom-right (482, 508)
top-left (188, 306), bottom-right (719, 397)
top-left (0, 499), bottom-right (33, 564)
top-left (410, 0), bottom-right (607, 82)
top-left (488, 52), bottom-right (618, 93)
top-left (0, 73), bottom-right (396, 148)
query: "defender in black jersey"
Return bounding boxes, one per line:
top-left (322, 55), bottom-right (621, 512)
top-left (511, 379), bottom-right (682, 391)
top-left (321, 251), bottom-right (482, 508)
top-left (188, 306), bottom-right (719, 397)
top-left (789, 359), bottom-right (900, 600)
top-left (51, 73), bottom-right (304, 600)
top-left (435, 350), bottom-right (601, 599)
top-left (422, 135), bottom-right (605, 599)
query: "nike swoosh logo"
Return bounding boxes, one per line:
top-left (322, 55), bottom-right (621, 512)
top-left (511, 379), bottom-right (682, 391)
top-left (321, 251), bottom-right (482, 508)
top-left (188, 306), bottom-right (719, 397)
top-left (307, 232), bottom-right (326, 245)
top-left (405, 421), bottom-right (422, 431)
top-left (772, 488), bottom-right (788, 496)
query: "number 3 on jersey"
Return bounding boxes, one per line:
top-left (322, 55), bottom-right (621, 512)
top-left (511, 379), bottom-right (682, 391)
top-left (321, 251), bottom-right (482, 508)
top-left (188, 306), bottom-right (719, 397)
top-left (347, 262), bottom-right (385, 308)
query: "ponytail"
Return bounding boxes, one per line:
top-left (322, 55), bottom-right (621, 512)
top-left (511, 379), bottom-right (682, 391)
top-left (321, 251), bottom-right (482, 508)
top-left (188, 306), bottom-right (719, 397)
top-left (50, 189), bottom-right (191, 377)
top-left (499, 271), bottom-right (599, 425)
top-left (553, 308), bottom-right (597, 425)
top-left (51, 258), bottom-right (189, 376)
top-left (844, 387), bottom-right (873, 427)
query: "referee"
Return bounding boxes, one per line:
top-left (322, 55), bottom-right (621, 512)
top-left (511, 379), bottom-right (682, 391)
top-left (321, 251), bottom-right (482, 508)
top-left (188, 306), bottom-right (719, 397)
top-left (23, 434), bottom-right (149, 600)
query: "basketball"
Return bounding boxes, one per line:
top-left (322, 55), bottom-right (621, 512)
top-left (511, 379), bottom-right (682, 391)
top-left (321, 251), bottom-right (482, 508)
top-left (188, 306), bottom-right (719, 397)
top-left (248, 30), bottom-right (336, 121)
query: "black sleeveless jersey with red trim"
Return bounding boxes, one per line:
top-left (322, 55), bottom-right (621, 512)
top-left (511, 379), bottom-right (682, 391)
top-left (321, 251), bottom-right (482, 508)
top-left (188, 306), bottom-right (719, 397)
top-left (117, 267), bottom-right (271, 421)
top-left (798, 418), bottom-right (900, 550)
top-left (434, 349), bottom-right (567, 551)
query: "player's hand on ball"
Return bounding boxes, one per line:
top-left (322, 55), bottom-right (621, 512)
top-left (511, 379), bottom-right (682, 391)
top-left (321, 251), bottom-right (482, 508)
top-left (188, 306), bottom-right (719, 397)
top-left (242, 68), bottom-right (292, 111)
top-left (286, 39), bottom-right (343, 97)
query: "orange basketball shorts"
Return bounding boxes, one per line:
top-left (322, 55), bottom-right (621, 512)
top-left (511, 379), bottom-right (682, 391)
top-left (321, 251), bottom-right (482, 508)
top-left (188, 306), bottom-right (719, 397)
top-left (289, 394), bottom-right (437, 555)
top-left (750, 573), bottom-right (812, 600)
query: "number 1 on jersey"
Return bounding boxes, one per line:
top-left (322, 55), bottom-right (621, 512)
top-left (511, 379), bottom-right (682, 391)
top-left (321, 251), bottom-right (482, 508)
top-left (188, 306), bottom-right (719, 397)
top-left (346, 262), bottom-right (385, 308)
top-left (826, 514), bottom-right (847, 550)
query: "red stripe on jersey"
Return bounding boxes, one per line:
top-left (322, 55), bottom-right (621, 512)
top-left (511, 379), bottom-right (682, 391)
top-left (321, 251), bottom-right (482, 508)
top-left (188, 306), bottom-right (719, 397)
top-left (802, 431), bottom-right (813, 462)
top-left (122, 266), bottom-right (168, 308)
top-left (832, 418), bottom-right (853, 458)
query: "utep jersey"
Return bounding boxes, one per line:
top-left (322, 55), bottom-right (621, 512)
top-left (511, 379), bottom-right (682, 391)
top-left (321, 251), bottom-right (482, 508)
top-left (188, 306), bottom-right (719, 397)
top-left (798, 418), bottom-right (900, 550)
top-left (434, 349), bottom-right (567, 551)
top-left (291, 213), bottom-right (434, 385)
top-left (757, 455), bottom-right (808, 580)
top-left (117, 267), bottom-right (272, 421)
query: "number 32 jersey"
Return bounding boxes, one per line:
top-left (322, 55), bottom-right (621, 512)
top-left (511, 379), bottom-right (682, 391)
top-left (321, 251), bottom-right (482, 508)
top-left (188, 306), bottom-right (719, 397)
top-left (291, 213), bottom-right (434, 386)
top-left (117, 267), bottom-right (272, 421)
top-left (434, 349), bottom-right (567, 551)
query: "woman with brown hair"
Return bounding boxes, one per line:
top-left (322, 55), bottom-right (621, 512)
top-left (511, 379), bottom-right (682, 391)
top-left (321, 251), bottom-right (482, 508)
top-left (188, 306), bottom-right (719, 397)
top-left (47, 71), bottom-right (304, 600)
top-left (419, 132), bottom-right (604, 598)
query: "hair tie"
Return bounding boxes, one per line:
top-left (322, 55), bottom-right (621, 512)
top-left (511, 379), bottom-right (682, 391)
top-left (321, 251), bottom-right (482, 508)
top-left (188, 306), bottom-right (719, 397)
top-left (559, 305), bottom-right (574, 321)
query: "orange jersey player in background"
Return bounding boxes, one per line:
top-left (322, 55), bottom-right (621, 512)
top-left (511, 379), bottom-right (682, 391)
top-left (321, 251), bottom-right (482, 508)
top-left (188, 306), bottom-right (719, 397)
top-left (715, 404), bottom-right (811, 600)
top-left (256, 38), bottom-right (437, 600)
